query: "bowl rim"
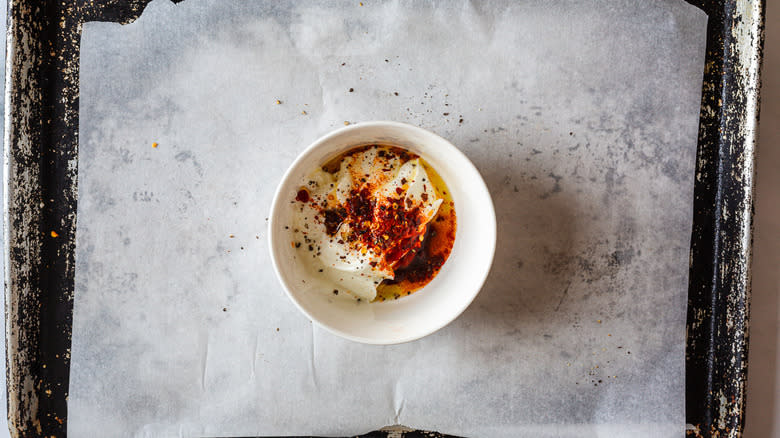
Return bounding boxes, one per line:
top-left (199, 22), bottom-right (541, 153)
top-left (268, 120), bottom-right (496, 345)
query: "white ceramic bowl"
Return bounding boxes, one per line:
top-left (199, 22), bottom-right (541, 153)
top-left (268, 121), bottom-right (496, 344)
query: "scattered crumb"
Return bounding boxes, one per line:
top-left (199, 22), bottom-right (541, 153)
top-left (344, 121), bottom-right (350, 125)
top-left (359, 1), bottom-right (363, 5)
top-left (223, 307), bottom-right (227, 312)
top-left (597, 319), bottom-right (602, 323)
top-left (349, 88), bottom-right (354, 92)
top-left (50, 231), bottom-right (58, 238)
top-left (229, 234), bottom-right (235, 238)
top-left (275, 99), bottom-right (282, 105)
top-left (394, 91), bottom-right (399, 96)
top-left (301, 110), bottom-right (307, 115)
top-left (152, 142), bottom-right (158, 148)
top-left (276, 328), bottom-right (280, 331)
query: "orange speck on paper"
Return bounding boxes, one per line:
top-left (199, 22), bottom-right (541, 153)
top-left (50, 231), bottom-right (59, 238)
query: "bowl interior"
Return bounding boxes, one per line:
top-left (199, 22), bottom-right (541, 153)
top-left (269, 122), bottom-right (495, 344)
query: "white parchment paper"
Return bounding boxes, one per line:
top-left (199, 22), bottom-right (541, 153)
top-left (70, 1), bottom-right (707, 436)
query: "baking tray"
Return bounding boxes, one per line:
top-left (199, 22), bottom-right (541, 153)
top-left (2, 0), bottom-right (765, 437)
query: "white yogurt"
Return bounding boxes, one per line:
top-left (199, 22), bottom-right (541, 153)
top-left (290, 147), bottom-right (442, 301)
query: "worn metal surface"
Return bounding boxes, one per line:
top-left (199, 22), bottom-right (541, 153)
top-left (3, 1), bottom-right (153, 437)
top-left (684, 0), bottom-right (765, 437)
top-left (1, 0), bottom-right (763, 437)
top-left (5, 1), bottom-right (83, 436)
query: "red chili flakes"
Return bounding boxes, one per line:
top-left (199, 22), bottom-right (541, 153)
top-left (291, 145), bottom-right (456, 297)
top-left (295, 188), bottom-right (310, 203)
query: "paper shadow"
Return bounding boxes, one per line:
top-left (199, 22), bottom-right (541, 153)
top-left (456, 158), bottom-right (591, 336)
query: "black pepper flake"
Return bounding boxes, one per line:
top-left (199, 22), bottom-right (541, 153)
top-left (333, 289), bottom-right (339, 295)
top-left (443, 112), bottom-right (449, 116)
top-left (349, 88), bottom-right (354, 92)
top-left (394, 92), bottom-right (399, 96)
top-left (308, 245), bottom-right (314, 251)
top-left (295, 242), bottom-right (301, 248)
top-left (459, 118), bottom-right (464, 123)
top-left (319, 269), bottom-right (324, 272)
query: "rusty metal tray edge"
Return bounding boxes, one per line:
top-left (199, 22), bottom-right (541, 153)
top-left (2, 0), bottom-right (765, 437)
